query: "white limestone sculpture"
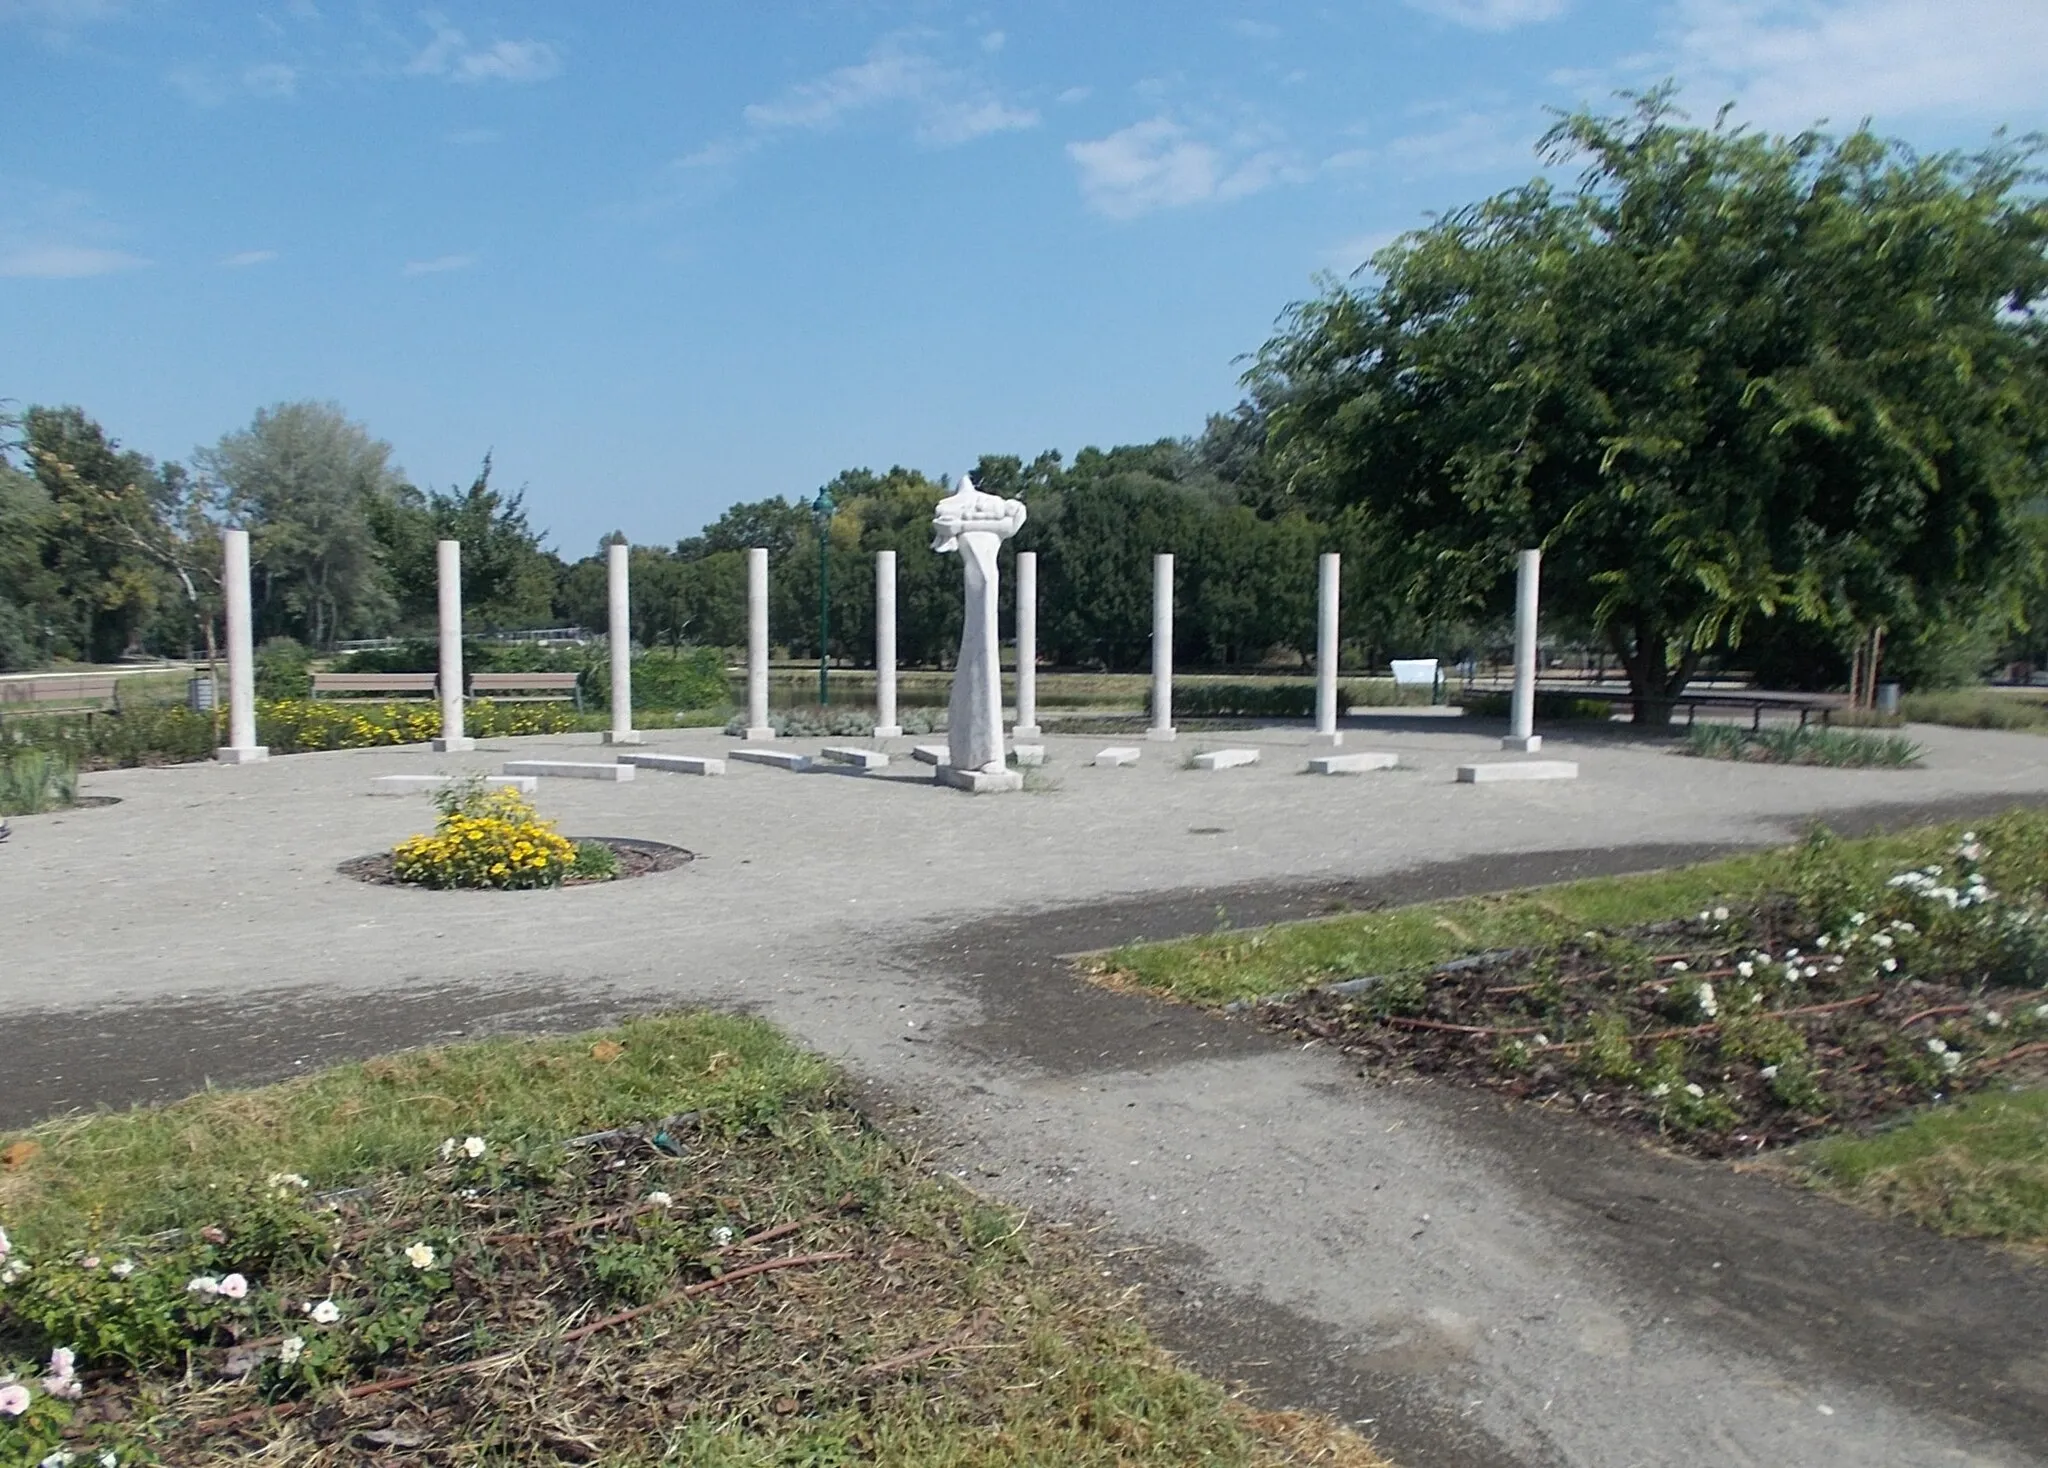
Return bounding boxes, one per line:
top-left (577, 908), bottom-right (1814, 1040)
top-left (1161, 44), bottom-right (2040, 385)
top-left (932, 475), bottom-right (1027, 775)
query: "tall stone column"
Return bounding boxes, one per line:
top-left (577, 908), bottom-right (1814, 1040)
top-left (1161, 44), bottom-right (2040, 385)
top-left (1504, 548), bottom-right (1543, 752)
top-left (1316, 551), bottom-right (1342, 745)
top-left (874, 550), bottom-right (901, 737)
top-left (1014, 550), bottom-right (1039, 738)
top-left (430, 539), bottom-right (474, 753)
top-left (214, 527), bottom-right (268, 764)
top-left (744, 546), bottom-right (773, 741)
top-left (602, 541), bottom-right (640, 745)
top-left (1148, 552), bottom-right (1176, 742)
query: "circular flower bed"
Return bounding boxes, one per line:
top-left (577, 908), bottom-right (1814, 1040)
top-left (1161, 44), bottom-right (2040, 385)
top-left (342, 783), bottom-right (689, 890)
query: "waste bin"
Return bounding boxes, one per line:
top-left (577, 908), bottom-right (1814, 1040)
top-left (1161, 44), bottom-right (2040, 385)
top-left (1876, 682), bottom-right (1900, 716)
top-left (187, 675), bottom-right (217, 712)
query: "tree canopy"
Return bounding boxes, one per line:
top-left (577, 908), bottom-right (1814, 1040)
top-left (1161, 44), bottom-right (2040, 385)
top-left (1250, 90), bottom-right (2048, 718)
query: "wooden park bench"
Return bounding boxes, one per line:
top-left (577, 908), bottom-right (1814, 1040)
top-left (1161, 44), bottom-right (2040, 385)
top-left (310, 672), bottom-right (439, 701)
top-left (0, 674), bottom-right (123, 726)
top-left (467, 672), bottom-right (583, 711)
top-left (1462, 677), bottom-right (1847, 730)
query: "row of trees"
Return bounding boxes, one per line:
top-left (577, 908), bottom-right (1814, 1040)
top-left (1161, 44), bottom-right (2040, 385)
top-left (7, 92), bottom-right (2045, 720)
top-left (0, 402), bottom-right (558, 669)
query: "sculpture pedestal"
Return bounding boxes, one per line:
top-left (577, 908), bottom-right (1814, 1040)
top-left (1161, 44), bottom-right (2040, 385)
top-left (938, 766), bottom-right (1024, 794)
top-left (215, 745), bottom-right (269, 764)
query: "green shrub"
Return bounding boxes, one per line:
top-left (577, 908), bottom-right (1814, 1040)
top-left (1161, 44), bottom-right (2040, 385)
top-left (723, 705), bottom-right (944, 738)
top-left (253, 636), bottom-right (312, 699)
top-left (1462, 690), bottom-right (1617, 721)
top-left (1900, 689), bottom-right (2048, 731)
top-left (585, 646), bottom-right (727, 712)
top-left (1148, 682), bottom-right (1353, 719)
top-left (0, 747), bottom-right (78, 814)
top-left (570, 840), bottom-right (620, 881)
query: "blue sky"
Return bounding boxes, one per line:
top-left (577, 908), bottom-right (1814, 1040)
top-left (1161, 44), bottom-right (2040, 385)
top-left (6, 1), bottom-right (2046, 555)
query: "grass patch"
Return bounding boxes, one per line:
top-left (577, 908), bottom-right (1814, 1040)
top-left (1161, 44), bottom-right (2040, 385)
top-left (0, 1015), bottom-right (1386, 1467)
top-left (1797, 1088), bottom-right (2048, 1245)
top-left (1086, 813), bottom-right (2048, 1245)
top-left (1083, 844), bottom-right (1925, 1008)
top-left (1682, 723), bottom-right (1921, 767)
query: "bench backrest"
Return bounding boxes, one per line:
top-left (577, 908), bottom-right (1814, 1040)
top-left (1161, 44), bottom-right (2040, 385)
top-left (1390, 658), bottom-right (1439, 688)
top-left (0, 675), bottom-right (122, 707)
top-left (468, 672), bottom-right (579, 692)
top-left (311, 672), bottom-right (438, 694)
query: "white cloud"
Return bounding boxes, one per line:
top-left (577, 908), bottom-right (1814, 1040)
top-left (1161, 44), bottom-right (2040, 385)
top-left (1403, 0), bottom-right (1568, 30)
top-left (980, 29), bottom-right (1005, 52)
top-left (243, 62), bottom-right (296, 98)
top-left (1379, 108), bottom-right (1542, 174)
top-left (0, 0), bottom-right (123, 41)
top-left (1057, 85), bottom-right (1091, 105)
top-left (221, 249), bottom-right (277, 267)
top-left (407, 19), bottom-right (559, 84)
top-left (1669, 0), bottom-right (2048, 131)
top-left (401, 253), bottom-right (474, 276)
top-left (1324, 227), bottom-right (1407, 273)
top-left (0, 244), bottom-right (147, 278)
top-left (1068, 116), bottom-right (1298, 219)
top-left (738, 36), bottom-right (1037, 146)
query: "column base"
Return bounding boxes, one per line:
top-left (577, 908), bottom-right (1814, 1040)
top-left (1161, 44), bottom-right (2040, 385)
top-left (602, 730), bottom-right (643, 745)
top-left (872, 725), bottom-right (904, 739)
top-left (1315, 730), bottom-right (1344, 746)
top-left (1146, 726), bottom-right (1178, 742)
top-left (215, 745), bottom-right (270, 764)
top-left (938, 765), bottom-right (1023, 794)
top-left (431, 737), bottom-right (476, 753)
top-left (1501, 734), bottom-right (1543, 753)
top-left (742, 726), bottom-right (777, 742)
top-left (1012, 724), bottom-right (1041, 739)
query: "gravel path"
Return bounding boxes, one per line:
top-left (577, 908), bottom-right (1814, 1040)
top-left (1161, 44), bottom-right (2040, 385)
top-left (6, 716), bottom-right (2048, 1467)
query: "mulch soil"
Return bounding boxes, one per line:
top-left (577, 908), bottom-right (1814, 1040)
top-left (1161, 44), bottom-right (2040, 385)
top-left (337, 838), bottom-right (691, 888)
top-left (1246, 906), bottom-right (2048, 1159)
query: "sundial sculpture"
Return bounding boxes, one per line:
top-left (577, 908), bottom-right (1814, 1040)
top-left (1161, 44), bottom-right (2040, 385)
top-left (931, 474), bottom-right (1028, 778)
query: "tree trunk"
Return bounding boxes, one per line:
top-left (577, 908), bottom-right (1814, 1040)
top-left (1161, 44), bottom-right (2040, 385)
top-left (1612, 618), bottom-right (1700, 726)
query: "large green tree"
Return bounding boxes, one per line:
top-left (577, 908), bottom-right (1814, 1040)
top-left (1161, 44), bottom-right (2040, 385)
top-left (21, 406), bottom-right (174, 662)
top-left (1251, 91), bottom-right (2048, 718)
top-left (198, 401), bottom-right (402, 648)
top-left (373, 453), bottom-right (558, 632)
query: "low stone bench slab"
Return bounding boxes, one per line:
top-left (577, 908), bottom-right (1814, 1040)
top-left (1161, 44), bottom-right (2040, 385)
top-left (938, 766), bottom-right (1024, 794)
top-left (820, 746), bottom-right (889, 770)
top-left (731, 748), bottom-right (812, 772)
top-left (1308, 752), bottom-right (1399, 775)
top-left (618, 753), bottom-right (725, 776)
top-left (910, 744), bottom-right (950, 766)
top-left (1192, 748), bottom-right (1260, 771)
top-left (1093, 747), bottom-right (1141, 768)
top-left (502, 760), bottom-right (636, 782)
top-left (1456, 760), bottom-right (1579, 784)
top-left (1011, 744), bottom-right (1046, 767)
top-left (368, 774), bottom-right (537, 797)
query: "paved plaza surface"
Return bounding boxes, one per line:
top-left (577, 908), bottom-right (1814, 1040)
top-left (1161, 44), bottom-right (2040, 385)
top-left (8, 714), bottom-right (2048, 1468)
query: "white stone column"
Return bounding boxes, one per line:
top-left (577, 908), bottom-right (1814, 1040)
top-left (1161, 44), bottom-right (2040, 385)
top-left (1504, 547), bottom-right (1543, 752)
top-left (1148, 552), bottom-right (1176, 742)
top-left (602, 541), bottom-right (640, 744)
top-left (214, 526), bottom-right (268, 763)
top-left (744, 546), bottom-right (773, 740)
top-left (1316, 551), bottom-right (1342, 745)
top-left (430, 539), bottom-right (474, 753)
top-left (874, 550), bottom-right (901, 737)
top-left (1014, 550), bottom-right (1039, 738)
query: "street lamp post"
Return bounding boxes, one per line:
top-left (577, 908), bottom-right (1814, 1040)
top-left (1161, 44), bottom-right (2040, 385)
top-left (813, 485), bottom-right (835, 706)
